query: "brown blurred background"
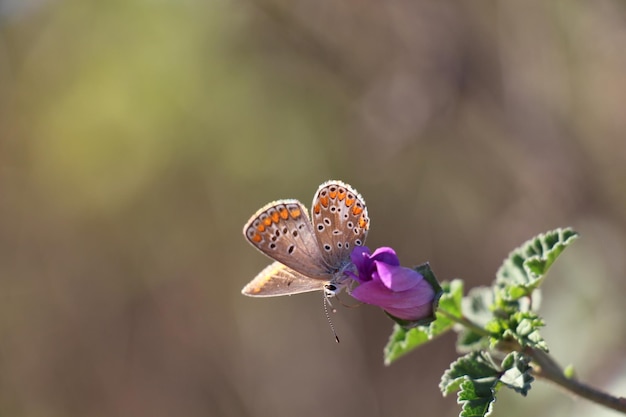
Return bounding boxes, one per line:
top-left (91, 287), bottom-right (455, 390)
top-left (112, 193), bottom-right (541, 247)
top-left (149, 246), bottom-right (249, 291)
top-left (1, 1), bottom-right (625, 416)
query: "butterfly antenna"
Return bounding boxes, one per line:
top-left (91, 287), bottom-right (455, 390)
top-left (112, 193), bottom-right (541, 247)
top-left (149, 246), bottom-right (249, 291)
top-left (323, 296), bottom-right (340, 343)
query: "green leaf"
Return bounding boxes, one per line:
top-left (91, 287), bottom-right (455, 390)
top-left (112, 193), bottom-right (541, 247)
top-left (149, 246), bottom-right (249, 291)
top-left (458, 379), bottom-right (498, 417)
top-left (439, 279), bottom-right (464, 318)
top-left (462, 287), bottom-right (495, 327)
top-left (493, 312), bottom-right (548, 351)
top-left (383, 325), bottom-right (429, 366)
top-left (430, 279), bottom-right (464, 337)
top-left (441, 352), bottom-right (500, 417)
top-left (384, 279), bottom-right (464, 365)
top-left (441, 352), bottom-right (535, 417)
top-left (496, 228), bottom-right (578, 301)
top-left (455, 287), bottom-right (496, 352)
top-left (457, 329), bottom-right (489, 353)
top-left (440, 352), bottom-right (499, 395)
top-left (499, 352), bottom-right (533, 396)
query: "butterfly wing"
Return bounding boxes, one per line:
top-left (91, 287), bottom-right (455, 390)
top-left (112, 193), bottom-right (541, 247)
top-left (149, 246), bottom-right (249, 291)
top-left (241, 261), bottom-right (328, 297)
top-left (310, 180), bottom-right (370, 268)
top-left (243, 200), bottom-right (329, 279)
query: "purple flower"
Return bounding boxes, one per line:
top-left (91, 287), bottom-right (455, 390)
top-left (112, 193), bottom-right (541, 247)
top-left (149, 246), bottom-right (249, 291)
top-left (349, 246), bottom-right (437, 323)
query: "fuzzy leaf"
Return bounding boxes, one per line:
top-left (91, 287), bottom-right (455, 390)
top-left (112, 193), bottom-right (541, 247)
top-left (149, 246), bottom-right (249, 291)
top-left (499, 352), bottom-right (534, 396)
top-left (487, 311), bottom-right (547, 351)
top-left (496, 228), bottom-right (578, 301)
top-left (458, 379), bottom-right (498, 417)
top-left (462, 287), bottom-right (495, 327)
top-left (457, 329), bottom-right (489, 353)
top-left (440, 352), bottom-right (499, 396)
top-left (442, 352), bottom-right (534, 417)
top-left (439, 279), bottom-right (464, 318)
top-left (383, 325), bottom-right (429, 366)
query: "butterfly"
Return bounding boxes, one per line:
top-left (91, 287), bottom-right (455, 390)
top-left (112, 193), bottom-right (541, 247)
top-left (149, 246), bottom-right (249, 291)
top-left (242, 180), bottom-right (369, 298)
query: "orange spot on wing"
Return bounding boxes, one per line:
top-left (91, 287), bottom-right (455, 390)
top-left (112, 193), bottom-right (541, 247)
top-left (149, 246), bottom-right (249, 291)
top-left (320, 196), bottom-right (329, 208)
top-left (352, 205), bottom-right (363, 215)
top-left (290, 208), bottom-right (302, 218)
top-left (313, 204), bottom-right (321, 214)
top-left (345, 197), bottom-right (354, 207)
top-left (358, 216), bottom-right (368, 229)
top-left (329, 190), bottom-right (337, 199)
top-left (251, 233), bottom-right (262, 243)
top-left (252, 287), bottom-right (261, 293)
top-left (271, 211), bottom-right (280, 223)
top-left (263, 217), bottom-right (272, 226)
top-left (279, 208), bottom-right (289, 219)
top-left (337, 189), bottom-right (346, 200)
top-left (257, 224), bottom-right (266, 232)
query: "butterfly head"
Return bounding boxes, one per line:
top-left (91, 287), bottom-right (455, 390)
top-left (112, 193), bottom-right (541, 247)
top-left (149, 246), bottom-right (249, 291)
top-left (323, 283), bottom-right (339, 298)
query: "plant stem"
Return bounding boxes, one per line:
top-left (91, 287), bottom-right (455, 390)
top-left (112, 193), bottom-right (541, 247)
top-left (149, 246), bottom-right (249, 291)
top-left (436, 308), bottom-right (492, 338)
top-left (525, 347), bottom-right (626, 414)
top-left (436, 306), bottom-right (626, 413)
top-left (436, 307), bottom-right (626, 413)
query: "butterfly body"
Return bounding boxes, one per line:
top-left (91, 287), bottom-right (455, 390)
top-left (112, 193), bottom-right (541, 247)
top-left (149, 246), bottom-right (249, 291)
top-left (242, 180), bottom-right (369, 298)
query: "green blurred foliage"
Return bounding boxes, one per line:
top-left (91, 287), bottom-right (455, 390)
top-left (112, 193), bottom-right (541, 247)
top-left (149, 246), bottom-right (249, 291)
top-left (0, 1), bottom-right (625, 417)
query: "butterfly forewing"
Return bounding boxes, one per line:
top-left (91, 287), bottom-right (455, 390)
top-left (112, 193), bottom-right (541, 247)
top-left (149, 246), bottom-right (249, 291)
top-left (310, 181), bottom-right (369, 268)
top-left (241, 262), bottom-right (328, 297)
top-left (243, 200), bottom-right (329, 279)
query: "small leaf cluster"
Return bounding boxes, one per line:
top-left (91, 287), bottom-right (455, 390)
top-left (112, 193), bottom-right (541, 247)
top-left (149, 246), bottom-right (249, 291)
top-left (384, 228), bottom-right (579, 417)
top-left (440, 351), bottom-right (533, 417)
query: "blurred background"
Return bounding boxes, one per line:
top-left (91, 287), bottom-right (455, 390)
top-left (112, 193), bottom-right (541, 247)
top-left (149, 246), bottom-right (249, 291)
top-left (1, 0), bottom-right (625, 416)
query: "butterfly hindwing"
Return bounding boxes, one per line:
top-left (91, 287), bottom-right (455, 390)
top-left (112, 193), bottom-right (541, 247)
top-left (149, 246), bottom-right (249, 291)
top-left (241, 262), bottom-right (328, 297)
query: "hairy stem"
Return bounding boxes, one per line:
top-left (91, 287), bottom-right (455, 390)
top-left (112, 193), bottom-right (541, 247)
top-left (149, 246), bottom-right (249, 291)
top-left (436, 308), bottom-right (492, 338)
top-left (437, 307), bottom-right (626, 413)
top-left (525, 347), bottom-right (626, 414)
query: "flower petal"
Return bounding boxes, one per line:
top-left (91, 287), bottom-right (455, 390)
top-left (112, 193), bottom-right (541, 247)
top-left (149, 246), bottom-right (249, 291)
top-left (374, 262), bottom-right (423, 291)
top-left (350, 246), bottom-right (374, 282)
top-left (370, 247), bottom-right (400, 267)
top-left (384, 303), bottom-right (434, 321)
top-left (349, 245), bottom-right (441, 323)
top-left (351, 279), bottom-right (436, 309)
